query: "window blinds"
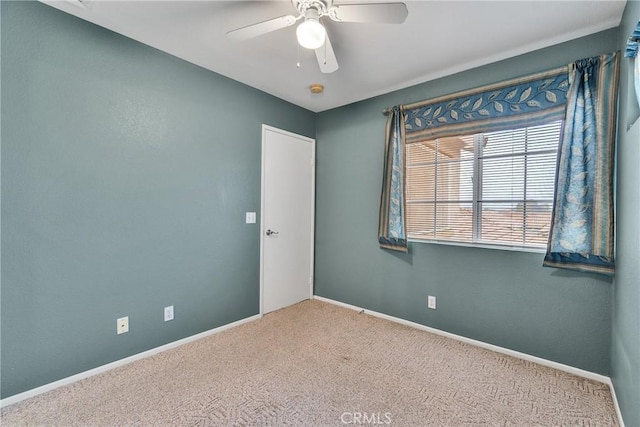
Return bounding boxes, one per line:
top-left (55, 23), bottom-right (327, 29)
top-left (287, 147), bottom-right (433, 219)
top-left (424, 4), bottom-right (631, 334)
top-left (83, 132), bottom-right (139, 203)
top-left (405, 121), bottom-right (561, 248)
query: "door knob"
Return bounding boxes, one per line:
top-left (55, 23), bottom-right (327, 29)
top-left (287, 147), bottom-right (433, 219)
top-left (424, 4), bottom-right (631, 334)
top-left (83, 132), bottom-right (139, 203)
top-left (266, 229), bottom-right (279, 236)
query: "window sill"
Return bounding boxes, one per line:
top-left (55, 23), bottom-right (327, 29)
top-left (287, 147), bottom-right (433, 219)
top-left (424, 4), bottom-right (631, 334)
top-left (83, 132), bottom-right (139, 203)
top-left (407, 238), bottom-right (547, 254)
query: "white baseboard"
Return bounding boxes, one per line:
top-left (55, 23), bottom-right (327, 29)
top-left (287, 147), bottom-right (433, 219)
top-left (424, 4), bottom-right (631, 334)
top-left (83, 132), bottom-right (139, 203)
top-left (2, 298), bottom-right (625, 426)
top-left (312, 295), bottom-right (610, 382)
top-left (605, 379), bottom-right (626, 427)
top-left (0, 313), bottom-right (262, 409)
top-left (313, 295), bottom-right (625, 425)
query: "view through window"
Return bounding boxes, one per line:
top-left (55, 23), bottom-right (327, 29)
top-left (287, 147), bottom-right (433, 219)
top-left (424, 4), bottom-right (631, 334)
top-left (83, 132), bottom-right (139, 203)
top-left (405, 121), bottom-right (561, 249)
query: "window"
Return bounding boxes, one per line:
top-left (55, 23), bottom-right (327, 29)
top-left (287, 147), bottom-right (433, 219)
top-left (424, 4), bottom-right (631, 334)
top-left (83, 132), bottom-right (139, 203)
top-left (405, 121), bottom-right (561, 250)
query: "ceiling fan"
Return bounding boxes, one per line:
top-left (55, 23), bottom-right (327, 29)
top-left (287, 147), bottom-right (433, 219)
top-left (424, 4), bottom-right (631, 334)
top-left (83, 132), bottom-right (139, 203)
top-left (226, 0), bottom-right (408, 74)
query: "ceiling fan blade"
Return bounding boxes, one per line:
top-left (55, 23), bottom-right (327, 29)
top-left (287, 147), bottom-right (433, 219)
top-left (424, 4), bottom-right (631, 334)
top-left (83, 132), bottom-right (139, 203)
top-left (315, 33), bottom-right (339, 74)
top-left (328, 3), bottom-right (408, 24)
top-left (227, 15), bottom-right (297, 41)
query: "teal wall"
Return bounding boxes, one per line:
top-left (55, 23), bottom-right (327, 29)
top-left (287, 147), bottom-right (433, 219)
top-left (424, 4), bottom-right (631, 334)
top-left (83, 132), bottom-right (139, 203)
top-left (0, 1), bottom-right (315, 398)
top-left (612, 2), bottom-right (640, 426)
top-left (315, 30), bottom-right (619, 375)
top-left (1, 0), bottom-right (635, 410)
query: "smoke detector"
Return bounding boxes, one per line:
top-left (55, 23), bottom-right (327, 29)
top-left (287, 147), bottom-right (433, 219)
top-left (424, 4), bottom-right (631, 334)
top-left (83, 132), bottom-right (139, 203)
top-left (310, 83), bottom-right (324, 94)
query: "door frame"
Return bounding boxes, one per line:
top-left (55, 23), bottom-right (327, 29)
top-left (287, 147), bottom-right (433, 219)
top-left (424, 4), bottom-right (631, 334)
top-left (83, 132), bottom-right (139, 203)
top-left (259, 124), bottom-right (315, 315)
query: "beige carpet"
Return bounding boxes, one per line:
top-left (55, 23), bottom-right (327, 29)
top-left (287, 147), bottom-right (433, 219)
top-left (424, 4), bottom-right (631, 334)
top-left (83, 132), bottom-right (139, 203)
top-left (1, 300), bottom-right (618, 426)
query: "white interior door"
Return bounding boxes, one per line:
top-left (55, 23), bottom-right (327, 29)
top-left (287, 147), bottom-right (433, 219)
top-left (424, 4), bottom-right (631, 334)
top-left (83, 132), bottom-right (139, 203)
top-left (261, 125), bottom-right (315, 314)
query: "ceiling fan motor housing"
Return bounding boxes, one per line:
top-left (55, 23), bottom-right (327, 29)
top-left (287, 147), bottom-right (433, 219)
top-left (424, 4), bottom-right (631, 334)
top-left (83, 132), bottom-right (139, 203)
top-left (294, 0), bottom-right (332, 18)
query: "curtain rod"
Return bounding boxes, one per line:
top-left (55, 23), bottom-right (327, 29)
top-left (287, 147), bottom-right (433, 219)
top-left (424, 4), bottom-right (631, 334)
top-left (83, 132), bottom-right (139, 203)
top-left (382, 106), bottom-right (404, 115)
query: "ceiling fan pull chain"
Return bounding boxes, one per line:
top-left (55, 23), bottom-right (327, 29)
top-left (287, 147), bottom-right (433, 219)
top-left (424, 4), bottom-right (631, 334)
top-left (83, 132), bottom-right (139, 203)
top-left (323, 38), bottom-right (327, 64)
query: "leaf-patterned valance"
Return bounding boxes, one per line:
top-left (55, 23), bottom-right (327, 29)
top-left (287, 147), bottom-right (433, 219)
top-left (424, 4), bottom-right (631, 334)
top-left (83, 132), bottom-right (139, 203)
top-left (403, 66), bottom-right (569, 143)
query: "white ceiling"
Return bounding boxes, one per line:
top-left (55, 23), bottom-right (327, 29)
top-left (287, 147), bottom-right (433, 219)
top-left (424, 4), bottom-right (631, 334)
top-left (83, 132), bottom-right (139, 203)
top-left (42, 0), bottom-right (626, 112)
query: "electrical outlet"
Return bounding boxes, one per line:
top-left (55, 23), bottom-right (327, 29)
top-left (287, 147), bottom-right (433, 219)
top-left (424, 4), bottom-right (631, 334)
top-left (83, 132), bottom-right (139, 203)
top-left (427, 296), bottom-right (436, 310)
top-left (117, 316), bottom-right (129, 334)
top-left (164, 305), bottom-right (174, 322)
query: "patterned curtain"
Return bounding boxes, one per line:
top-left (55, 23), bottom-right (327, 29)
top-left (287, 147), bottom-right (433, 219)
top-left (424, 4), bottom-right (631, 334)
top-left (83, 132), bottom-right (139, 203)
top-left (378, 106), bottom-right (408, 252)
top-left (636, 55), bottom-right (640, 108)
top-left (543, 52), bottom-right (621, 276)
top-left (625, 20), bottom-right (640, 107)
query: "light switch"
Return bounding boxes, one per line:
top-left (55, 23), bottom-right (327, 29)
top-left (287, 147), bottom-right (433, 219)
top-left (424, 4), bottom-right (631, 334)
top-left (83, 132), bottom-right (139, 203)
top-left (246, 212), bottom-right (256, 224)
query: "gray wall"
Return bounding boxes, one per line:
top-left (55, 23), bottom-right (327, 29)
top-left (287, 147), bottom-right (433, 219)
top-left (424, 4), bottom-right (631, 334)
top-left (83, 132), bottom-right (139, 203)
top-left (315, 29), bottom-right (619, 375)
top-left (612, 1), bottom-right (640, 426)
top-left (0, 1), bottom-right (315, 399)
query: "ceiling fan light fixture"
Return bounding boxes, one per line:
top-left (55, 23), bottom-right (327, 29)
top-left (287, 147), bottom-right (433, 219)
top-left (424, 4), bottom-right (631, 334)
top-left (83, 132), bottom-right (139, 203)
top-left (296, 9), bottom-right (326, 50)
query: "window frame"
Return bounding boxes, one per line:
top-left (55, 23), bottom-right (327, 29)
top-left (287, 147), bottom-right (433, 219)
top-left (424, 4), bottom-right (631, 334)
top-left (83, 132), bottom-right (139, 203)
top-left (405, 121), bottom-right (561, 252)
